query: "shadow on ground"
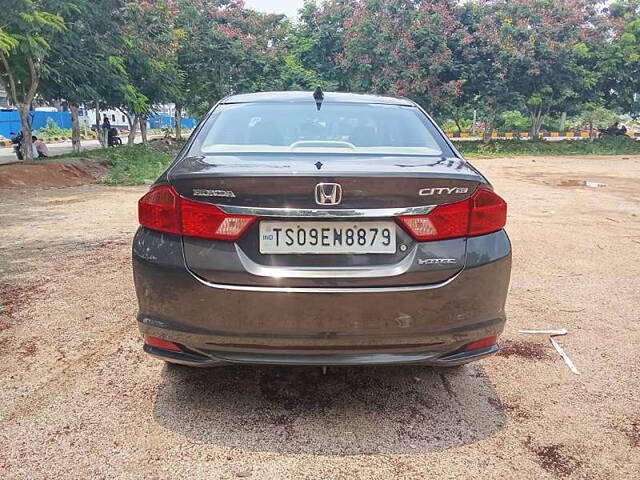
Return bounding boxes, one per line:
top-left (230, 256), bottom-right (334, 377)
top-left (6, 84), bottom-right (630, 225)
top-left (153, 363), bottom-right (505, 454)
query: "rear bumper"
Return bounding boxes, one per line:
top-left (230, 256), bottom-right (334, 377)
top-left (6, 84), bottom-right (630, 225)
top-left (133, 228), bottom-right (511, 366)
top-left (142, 343), bottom-right (499, 367)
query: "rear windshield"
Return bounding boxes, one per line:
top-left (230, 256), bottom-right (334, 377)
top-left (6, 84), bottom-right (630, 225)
top-left (197, 102), bottom-right (443, 156)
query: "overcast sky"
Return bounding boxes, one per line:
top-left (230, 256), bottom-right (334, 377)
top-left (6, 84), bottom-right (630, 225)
top-left (244, 0), bottom-right (305, 21)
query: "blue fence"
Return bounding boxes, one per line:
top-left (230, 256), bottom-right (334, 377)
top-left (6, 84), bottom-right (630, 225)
top-left (0, 110), bottom-right (197, 138)
top-left (0, 111), bottom-right (72, 138)
top-left (148, 114), bottom-right (197, 130)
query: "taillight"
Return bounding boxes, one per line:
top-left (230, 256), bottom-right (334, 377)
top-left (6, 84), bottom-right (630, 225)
top-left (397, 188), bottom-right (506, 241)
top-left (468, 189), bottom-right (508, 237)
top-left (138, 185), bottom-right (256, 241)
top-left (138, 185), bottom-right (181, 235)
top-left (181, 197), bottom-right (256, 241)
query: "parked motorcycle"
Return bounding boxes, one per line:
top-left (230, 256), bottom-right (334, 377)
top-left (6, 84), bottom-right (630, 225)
top-left (107, 127), bottom-right (123, 147)
top-left (598, 124), bottom-right (627, 137)
top-left (10, 131), bottom-right (24, 160)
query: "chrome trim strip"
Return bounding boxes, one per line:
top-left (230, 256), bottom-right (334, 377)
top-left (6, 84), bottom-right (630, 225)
top-left (216, 204), bottom-right (436, 217)
top-left (188, 268), bottom-right (462, 293)
top-left (235, 245), bottom-right (417, 278)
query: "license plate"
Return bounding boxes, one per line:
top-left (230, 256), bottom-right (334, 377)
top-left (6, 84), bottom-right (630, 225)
top-left (259, 221), bottom-right (396, 254)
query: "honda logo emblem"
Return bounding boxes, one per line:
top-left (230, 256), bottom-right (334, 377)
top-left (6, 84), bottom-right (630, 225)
top-left (315, 183), bottom-right (342, 205)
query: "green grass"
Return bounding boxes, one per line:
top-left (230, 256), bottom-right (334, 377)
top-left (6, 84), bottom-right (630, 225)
top-left (102, 145), bottom-right (174, 185)
top-left (58, 140), bottom-right (183, 185)
top-left (453, 136), bottom-right (640, 157)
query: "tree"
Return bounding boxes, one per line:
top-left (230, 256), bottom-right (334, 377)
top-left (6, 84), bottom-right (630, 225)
top-left (0, 1), bottom-right (71, 160)
top-left (490, 0), bottom-right (597, 137)
top-left (40, 0), bottom-right (125, 152)
top-left (338, 0), bottom-right (464, 117)
top-left (173, 0), bottom-right (294, 119)
top-left (115, 0), bottom-right (182, 145)
top-left (597, 1), bottom-right (640, 117)
top-left (457, 2), bottom-right (520, 142)
top-left (294, 0), bottom-right (354, 90)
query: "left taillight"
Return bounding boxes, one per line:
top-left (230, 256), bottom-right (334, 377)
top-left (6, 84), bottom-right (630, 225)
top-left (138, 185), bottom-right (256, 241)
top-left (180, 196), bottom-right (256, 241)
top-left (138, 185), bottom-right (181, 235)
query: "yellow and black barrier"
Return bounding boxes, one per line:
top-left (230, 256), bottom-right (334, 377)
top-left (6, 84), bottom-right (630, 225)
top-left (445, 131), bottom-right (639, 139)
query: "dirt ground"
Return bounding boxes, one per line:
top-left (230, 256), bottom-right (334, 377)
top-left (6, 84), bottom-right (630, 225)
top-left (0, 159), bottom-right (108, 189)
top-left (1, 155), bottom-right (639, 479)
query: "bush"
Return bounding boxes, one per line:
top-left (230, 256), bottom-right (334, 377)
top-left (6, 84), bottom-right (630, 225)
top-left (454, 136), bottom-right (640, 156)
top-left (35, 117), bottom-right (72, 138)
top-left (441, 118), bottom-right (473, 133)
top-left (497, 110), bottom-right (530, 132)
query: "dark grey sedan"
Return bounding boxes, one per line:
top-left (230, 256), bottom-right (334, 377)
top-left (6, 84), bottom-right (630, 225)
top-left (133, 91), bottom-right (511, 367)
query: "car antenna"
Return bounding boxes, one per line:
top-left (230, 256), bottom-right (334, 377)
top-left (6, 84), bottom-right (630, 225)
top-left (313, 86), bottom-right (324, 111)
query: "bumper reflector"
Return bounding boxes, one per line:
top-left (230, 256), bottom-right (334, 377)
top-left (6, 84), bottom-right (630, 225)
top-left (463, 336), bottom-right (497, 352)
top-left (144, 335), bottom-right (182, 352)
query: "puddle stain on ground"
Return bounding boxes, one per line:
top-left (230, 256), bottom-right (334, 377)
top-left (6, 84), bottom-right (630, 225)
top-left (525, 437), bottom-right (582, 477)
top-left (497, 339), bottom-right (551, 360)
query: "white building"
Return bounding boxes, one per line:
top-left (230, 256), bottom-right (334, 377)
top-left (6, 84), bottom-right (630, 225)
top-left (84, 108), bottom-right (132, 129)
top-left (0, 85), bottom-right (9, 108)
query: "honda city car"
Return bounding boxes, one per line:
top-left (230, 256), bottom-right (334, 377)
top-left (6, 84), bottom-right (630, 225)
top-left (133, 90), bottom-right (511, 367)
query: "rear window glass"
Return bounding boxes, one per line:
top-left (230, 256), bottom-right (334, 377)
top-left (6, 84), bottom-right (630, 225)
top-left (198, 102), bottom-right (443, 156)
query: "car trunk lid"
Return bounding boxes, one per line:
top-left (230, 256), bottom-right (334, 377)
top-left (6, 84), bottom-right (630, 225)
top-left (171, 154), bottom-right (483, 287)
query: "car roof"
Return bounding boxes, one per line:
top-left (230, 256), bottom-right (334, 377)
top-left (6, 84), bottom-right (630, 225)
top-left (220, 91), bottom-right (416, 106)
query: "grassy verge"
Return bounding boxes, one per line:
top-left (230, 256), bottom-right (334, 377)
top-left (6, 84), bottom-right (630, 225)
top-left (453, 136), bottom-right (640, 157)
top-left (56, 139), bottom-right (184, 185)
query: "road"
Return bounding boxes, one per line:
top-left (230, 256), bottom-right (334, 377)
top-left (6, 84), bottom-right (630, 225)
top-left (0, 135), bottom-right (156, 165)
top-left (1, 155), bottom-right (639, 478)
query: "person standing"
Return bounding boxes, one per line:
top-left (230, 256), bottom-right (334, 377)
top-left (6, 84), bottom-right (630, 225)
top-left (102, 115), bottom-right (111, 146)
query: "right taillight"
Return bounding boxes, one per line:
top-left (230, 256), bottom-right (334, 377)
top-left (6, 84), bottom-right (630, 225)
top-left (138, 185), bottom-right (256, 241)
top-left (397, 188), bottom-right (506, 241)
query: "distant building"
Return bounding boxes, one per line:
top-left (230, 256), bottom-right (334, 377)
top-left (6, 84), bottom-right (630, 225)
top-left (0, 85), bottom-right (9, 107)
top-left (84, 108), bottom-right (132, 129)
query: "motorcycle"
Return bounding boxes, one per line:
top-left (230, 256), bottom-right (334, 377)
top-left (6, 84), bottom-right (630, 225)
top-left (107, 127), bottom-right (123, 147)
top-left (10, 131), bottom-right (24, 160)
top-left (598, 125), bottom-right (627, 137)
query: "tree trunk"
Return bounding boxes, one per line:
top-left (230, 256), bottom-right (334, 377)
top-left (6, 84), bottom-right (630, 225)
top-left (16, 103), bottom-right (33, 161)
top-left (559, 111), bottom-right (567, 133)
top-left (139, 115), bottom-right (148, 144)
top-left (482, 123), bottom-right (493, 144)
top-left (529, 105), bottom-right (548, 138)
top-left (175, 105), bottom-right (182, 140)
top-left (95, 100), bottom-right (103, 147)
top-left (454, 118), bottom-right (463, 135)
top-left (589, 120), bottom-right (595, 140)
top-left (128, 114), bottom-right (138, 145)
top-left (482, 98), bottom-right (497, 144)
top-left (70, 104), bottom-right (81, 153)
